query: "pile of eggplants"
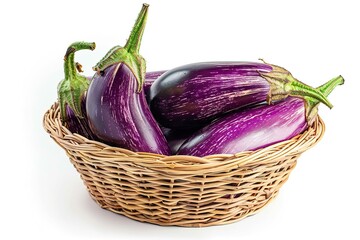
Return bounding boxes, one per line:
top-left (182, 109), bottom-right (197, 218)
top-left (57, 3), bottom-right (343, 157)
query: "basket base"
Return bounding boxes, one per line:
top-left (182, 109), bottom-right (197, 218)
top-left (76, 159), bottom-right (292, 228)
top-left (90, 189), bottom-right (280, 227)
top-left (70, 154), bottom-right (298, 227)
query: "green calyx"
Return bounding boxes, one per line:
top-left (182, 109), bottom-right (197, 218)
top-left (258, 60), bottom-right (333, 109)
top-left (93, 3), bottom-right (148, 92)
top-left (58, 41), bottom-right (96, 122)
top-left (304, 75), bottom-right (344, 125)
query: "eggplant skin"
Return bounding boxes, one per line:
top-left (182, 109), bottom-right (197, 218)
top-left (64, 71), bottom-right (163, 139)
top-left (177, 97), bottom-right (307, 157)
top-left (64, 76), bottom-right (94, 139)
top-left (144, 71), bottom-right (166, 100)
top-left (65, 95), bottom-right (96, 140)
top-left (89, 71), bottom-right (165, 101)
top-left (149, 62), bottom-right (272, 130)
top-left (160, 126), bottom-right (194, 154)
top-left (86, 63), bottom-right (171, 155)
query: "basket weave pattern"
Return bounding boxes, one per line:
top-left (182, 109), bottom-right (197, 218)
top-left (43, 103), bottom-right (325, 227)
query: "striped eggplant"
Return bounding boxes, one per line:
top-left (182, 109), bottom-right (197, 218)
top-left (85, 71), bottom-right (165, 101)
top-left (86, 71), bottom-right (166, 99)
top-left (149, 61), bottom-right (333, 130)
top-left (57, 41), bottom-right (96, 139)
top-left (86, 4), bottom-right (170, 154)
top-left (144, 70), bottom-right (166, 100)
top-left (177, 75), bottom-right (344, 157)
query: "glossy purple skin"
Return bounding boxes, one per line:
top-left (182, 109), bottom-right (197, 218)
top-left (160, 126), bottom-right (194, 154)
top-left (177, 97), bottom-right (308, 157)
top-left (149, 62), bottom-right (272, 130)
top-left (86, 63), bottom-right (171, 155)
top-left (86, 71), bottom-right (165, 101)
top-left (144, 71), bottom-right (166, 100)
top-left (65, 73), bottom-right (161, 140)
top-left (65, 96), bottom-right (96, 140)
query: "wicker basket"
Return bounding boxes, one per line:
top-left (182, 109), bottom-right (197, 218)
top-left (43, 102), bottom-right (325, 227)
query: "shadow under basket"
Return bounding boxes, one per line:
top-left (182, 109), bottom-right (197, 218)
top-left (43, 102), bottom-right (325, 227)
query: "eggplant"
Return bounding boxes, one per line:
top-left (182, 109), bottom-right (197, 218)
top-left (149, 61), bottom-right (333, 130)
top-left (86, 4), bottom-right (170, 155)
top-left (160, 127), bottom-right (194, 154)
top-left (57, 41), bottom-right (96, 139)
top-left (144, 70), bottom-right (166, 100)
top-left (85, 71), bottom-right (165, 100)
top-left (177, 76), bottom-right (344, 157)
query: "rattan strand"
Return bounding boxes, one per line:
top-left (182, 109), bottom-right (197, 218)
top-left (43, 102), bottom-right (325, 227)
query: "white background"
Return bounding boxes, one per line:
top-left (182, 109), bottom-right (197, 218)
top-left (1, 0), bottom-right (359, 239)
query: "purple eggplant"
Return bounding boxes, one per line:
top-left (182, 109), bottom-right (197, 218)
top-left (160, 127), bottom-right (194, 154)
top-left (177, 75), bottom-right (344, 157)
top-left (85, 71), bottom-right (165, 100)
top-left (149, 61), bottom-right (333, 130)
top-left (86, 4), bottom-right (170, 155)
top-left (144, 70), bottom-right (166, 100)
top-left (85, 70), bottom-right (166, 99)
top-left (57, 41), bottom-right (96, 139)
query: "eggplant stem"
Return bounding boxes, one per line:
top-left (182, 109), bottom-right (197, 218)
top-left (317, 75), bottom-right (344, 96)
top-left (92, 4), bottom-right (149, 93)
top-left (288, 78), bottom-right (333, 109)
top-left (124, 3), bottom-right (149, 54)
top-left (64, 42), bottom-right (96, 80)
top-left (305, 75), bottom-right (344, 126)
top-left (58, 41), bottom-right (95, 121)
top-left (259, 63), bottom-right (333, 109)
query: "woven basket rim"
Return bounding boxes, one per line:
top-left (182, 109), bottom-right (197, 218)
top-left (43, 102), bottom-right (325, 175)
